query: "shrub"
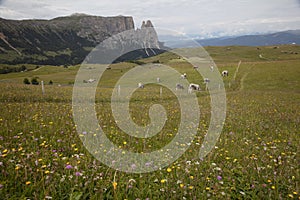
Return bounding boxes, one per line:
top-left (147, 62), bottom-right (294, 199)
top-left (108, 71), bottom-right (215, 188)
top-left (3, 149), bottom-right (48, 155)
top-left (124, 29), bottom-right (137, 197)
top-left (23, 78), bottom-right (30, 85)
top-left (31, 77), bottom-right (39, 85)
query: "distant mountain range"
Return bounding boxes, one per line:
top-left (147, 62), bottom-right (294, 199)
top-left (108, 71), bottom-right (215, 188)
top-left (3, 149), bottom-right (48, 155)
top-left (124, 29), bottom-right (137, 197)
top-left (161, 30), bottom-right (300, 48)
top-left (196, 30), bottom-right (300, 46)
top-left (0, 13), bottom-right (299, 65)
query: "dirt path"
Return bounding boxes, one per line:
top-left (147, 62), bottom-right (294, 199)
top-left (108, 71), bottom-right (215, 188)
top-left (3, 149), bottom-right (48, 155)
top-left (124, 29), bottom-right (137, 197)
top-left (33, 66), bottom-right (45, 72)
top-left (239, 64), bottom-right (254, 91)
top-left (233, 60), bottom-right (241, 81)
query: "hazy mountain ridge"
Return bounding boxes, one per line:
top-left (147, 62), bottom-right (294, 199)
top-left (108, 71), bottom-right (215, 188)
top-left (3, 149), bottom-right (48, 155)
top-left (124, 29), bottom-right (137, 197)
top-left (196, 30), bottom-right (300, 46)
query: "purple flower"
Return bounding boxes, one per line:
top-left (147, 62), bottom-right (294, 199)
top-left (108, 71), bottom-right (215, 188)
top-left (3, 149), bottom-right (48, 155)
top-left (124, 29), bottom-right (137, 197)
top-left (75, 171), bottom-right (82, 176)
top-left (65, 165), bottom-right (73, 169)
top-left (82, 131), bottom-right (87, 135)
top-left (131, 164), bottom-right (136, 169)
top-left (217, 175), bottom-right (222, 181)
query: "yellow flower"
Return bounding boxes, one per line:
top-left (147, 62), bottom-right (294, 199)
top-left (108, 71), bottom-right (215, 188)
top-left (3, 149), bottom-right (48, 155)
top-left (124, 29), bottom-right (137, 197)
top-left (190, 176), bottom-right (194, 179)
top-left (45, 170), bottom-right (50, 174)
top-left (25, 181), bottom-right (31, 185)
top-left (180, 183), bottom-right (184, 188)
top-left (205, 187), bottom-right (210, 191)
top-left (271, 185), bottom-right (275, 190)
top-left (123, 141), bottom-right (127, 145)
top-left (267, 179), bottom-right (272, 183)
top-left (188, 186), bottom-right (194, 190)
top-left (112, 182), bottom-right (117, 190)
top-left (2, 149), bottom-right (8, 153)
top-left (161, 179), bottom-right (167, 183)
top-left (167, 168), bottom-right (172, 172)
top-left (288, 194), bottom-right (293, 198)
top-left (15, 166), bottom-right (20, 170)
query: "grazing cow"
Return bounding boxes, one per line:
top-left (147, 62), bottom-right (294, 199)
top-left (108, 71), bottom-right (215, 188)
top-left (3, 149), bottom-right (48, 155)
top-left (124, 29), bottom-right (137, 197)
top-left (222, 70), bottom-right (229, 77)
top-left (87, 78), bottom-right (96, 83)
top-left (188, 83), bottom-right (201, 93)
top-left (181, 73), bottom-right (187, 79)
top-left (157, 77), bottom-right (160, 83)
top-left (210, 65), bottom-right (214, 71)
top-left (175, 83), bottom-right (184, 90)
top-left (138, 82), bottom-right (144, 88)
top-left (204, 78), bottom-right (210, 83)
top-left (84, 78), bottom-right (96, 83)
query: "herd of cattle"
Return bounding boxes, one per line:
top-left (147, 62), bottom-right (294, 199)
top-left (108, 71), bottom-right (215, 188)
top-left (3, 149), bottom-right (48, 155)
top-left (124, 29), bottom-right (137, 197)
top-left (137, 70), bottom-right (229, 93)
top-left (83, 67), bottom-right (229, 93)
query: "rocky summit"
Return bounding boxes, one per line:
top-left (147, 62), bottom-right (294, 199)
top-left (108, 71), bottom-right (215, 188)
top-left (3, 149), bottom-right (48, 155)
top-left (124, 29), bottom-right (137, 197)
top-left (0, 14), bottom-right (163, 65)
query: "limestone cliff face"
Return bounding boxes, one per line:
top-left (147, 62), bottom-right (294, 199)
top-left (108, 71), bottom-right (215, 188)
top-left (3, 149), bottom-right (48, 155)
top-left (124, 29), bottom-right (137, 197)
top-left (0, 14), bottom-right (162, 65)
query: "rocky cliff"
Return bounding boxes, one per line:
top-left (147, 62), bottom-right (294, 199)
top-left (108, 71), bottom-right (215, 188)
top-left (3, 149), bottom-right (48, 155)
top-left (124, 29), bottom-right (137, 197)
top-left (0, 14), bottom-right (163, 65)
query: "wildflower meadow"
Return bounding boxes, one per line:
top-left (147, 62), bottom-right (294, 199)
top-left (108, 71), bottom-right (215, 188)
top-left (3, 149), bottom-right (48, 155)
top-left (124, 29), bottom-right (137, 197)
top-left (0, 45), bottom-right (299, 199)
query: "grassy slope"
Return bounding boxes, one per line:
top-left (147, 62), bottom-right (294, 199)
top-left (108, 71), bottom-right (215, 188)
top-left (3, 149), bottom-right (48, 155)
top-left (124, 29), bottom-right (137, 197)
top-left (0, 45), bottom-right (299, 199)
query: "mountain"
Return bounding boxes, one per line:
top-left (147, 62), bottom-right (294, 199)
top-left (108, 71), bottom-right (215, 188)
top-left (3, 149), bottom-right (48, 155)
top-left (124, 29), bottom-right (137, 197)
top-left (0, 14), bottom-right (163, 65)
top-left (196, 30), bottom-right (300, 46)
top-left (159, 30), bottom-right (300, 48)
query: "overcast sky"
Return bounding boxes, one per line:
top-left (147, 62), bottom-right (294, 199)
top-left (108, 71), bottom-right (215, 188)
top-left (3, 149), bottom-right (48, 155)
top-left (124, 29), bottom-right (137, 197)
top-left (0, 0), bottom-right (300, 38)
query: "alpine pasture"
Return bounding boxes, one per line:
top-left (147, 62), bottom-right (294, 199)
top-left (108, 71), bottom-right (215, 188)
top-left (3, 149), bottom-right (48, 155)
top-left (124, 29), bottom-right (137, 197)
top-left (0, 45), bottom-right (299, 199)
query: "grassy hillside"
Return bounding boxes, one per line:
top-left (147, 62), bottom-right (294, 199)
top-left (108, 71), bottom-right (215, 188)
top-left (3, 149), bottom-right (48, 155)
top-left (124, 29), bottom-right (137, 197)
top-left (0, 45), bottom-right (299, 199)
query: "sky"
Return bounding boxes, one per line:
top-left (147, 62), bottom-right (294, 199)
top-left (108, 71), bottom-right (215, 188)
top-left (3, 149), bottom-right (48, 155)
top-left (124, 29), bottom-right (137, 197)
top-left (0, 0), bottom-right (300, 38)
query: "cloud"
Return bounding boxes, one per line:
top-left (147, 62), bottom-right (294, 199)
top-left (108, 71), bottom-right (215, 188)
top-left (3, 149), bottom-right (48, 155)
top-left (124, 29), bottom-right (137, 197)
top-left (0, 0), bottom-right (299, 37)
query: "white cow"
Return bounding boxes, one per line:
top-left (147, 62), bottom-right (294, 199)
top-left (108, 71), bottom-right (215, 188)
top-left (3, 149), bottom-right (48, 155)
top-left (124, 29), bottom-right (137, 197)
top-left (188, 83), bottom-right (201, 93)
top-left (222, 70), bottom-right (229, 77)
top-left (157, 77), bottom-right (160, 83)
top-left (87, 78), bottom-right (96, 83)
top-left (181, 73), bottom-right (187, 79)
top-left (138, 82), bottom-right (144, 88)
top-left (83, 78), bottom-right (96, 83)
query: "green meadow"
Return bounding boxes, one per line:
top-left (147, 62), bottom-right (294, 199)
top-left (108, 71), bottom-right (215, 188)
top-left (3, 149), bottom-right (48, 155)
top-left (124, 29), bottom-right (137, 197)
top-left (0, 45), bottom-right (299, 199)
